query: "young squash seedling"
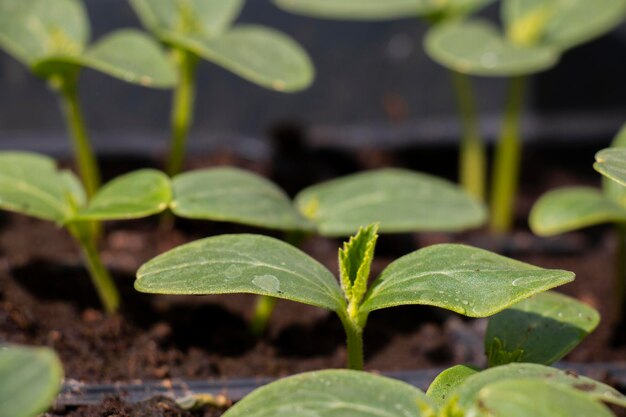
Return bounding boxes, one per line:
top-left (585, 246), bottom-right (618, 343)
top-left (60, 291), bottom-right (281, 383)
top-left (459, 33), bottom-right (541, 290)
top-left (169, 167), bottom-right (488, 334)
top-left (425, 0), bottom-right (626, 233)
top-left (273, 0), bottom-right (494, 201)
top-left (0, 152), bottom-right (172, 312)
top-left (530, 124), bottom-right (626, 318)
top-left (129, 0), bottom-right (315, 176)
top-left (0, 345), bottom-right (63, 417)
top-left (0, 0), bottom-right (176, 197)
top-left (136, 223), bottom-right (574, 370)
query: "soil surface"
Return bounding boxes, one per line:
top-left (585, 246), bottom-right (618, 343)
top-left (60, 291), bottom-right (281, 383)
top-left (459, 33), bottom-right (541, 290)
top-left (2, 146), bottom-right (626, 414)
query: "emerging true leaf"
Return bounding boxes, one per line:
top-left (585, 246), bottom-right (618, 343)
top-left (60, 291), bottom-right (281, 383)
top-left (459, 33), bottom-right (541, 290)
top-left (76, 169), bottom-right (171, 221)
top-left (136, 234), bottom-right (345, 312)
top-left (0, 152), bottom-right (83, 223)
top-left (0, 345), bottom-right (63, 417)
top-left (450, 363), bottom-right (626, 409)
top-left (468, 378), bottom-right (615, 417)
top-left (360, 244), bottom-right (574, 316)
top-left (339, 224), bottom-right (378, 309)
top-left (222, 369), bottom-right (435, 417)
top-left (485, 291), bottom-right (599, 366)
top-left (424, 20), bottom-right (558, 76)
top-left (529, 187), bottom-right (626, 236)
top-left (295, 168), bottom-right (487, 237)
top-left (595, 148), bottom-right (626, 187)
top-left (426, 364), bottom-right (479, 408)
top-left (171, 168), bottom-right (313, 231)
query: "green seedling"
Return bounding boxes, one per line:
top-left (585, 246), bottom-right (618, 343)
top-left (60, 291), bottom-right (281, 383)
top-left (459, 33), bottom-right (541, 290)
top-left (136, 223), bottom-right (574, 369)
top-left (273, 0), bottom-right (493, 202)
top-left (530, 124), bottom-right (626, 316)
top-left (0, 152), bottom-right (172, 312)
top-left (0, 345), bottom-right (63, 417)
top-left (169, 167), bottom-right (488, 334)
top-left (129, 0), bottom-right (315, 176)
top-left (425, 0), bottom-right (626, 233)
top-left (0, 0), bottom-right (176, 197)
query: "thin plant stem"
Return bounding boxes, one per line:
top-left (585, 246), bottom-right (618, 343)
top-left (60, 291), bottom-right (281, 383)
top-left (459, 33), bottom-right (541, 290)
top-left (166, 49), bottom-right (199, 176)
top-left (338, 312), bottom-right (364, 370)
top-left (489, 76), bottom-right (527, 233)
top-left (450, 71), bottom-right (486, 201)
top-left (70, 224), bottom-right (120, 313)
top-left (57, 71), bottom-right (101, 198)
top-left (616, 223), bottom-right (626, 316)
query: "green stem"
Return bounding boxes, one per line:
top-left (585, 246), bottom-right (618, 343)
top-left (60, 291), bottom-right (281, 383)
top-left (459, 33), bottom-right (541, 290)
top-left (616, 223), bottom-right (626, 316)
top-left (249, 231), bottom-right (310, 336)
top-left (489, 76), bottom-right (527, 233)
top-left (70, 224), bottom-right (120, 313)
top-left (450, 71), bottom-right (486, 201)
top-left (166, 49), bottom-right (199, 176)
top-left (339, 312), bottom-right (364, 370)
top-left (57, 71), bottom-right (101, 198)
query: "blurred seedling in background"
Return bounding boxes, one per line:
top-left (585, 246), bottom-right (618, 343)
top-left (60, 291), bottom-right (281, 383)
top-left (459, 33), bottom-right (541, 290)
top-left (531, 124), bottom-right (626, 319)
top-left (136, 223), bottom-right (574, 369)
top-left (0, 0), bottom-right (176, 198)
top-left (129, 0), bottom-right (315, 176)
top-left (425, 0), bottom-right (626, 233)
top-left (273, 0), bottom-right (494, 202)
top-left (0, 345), bottom-right (63, 417)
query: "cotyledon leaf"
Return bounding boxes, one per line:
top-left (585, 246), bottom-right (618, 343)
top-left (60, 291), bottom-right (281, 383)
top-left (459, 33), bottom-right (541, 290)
top-left (31, 29), bottom-right (177, 87)
top-left (485, 291), bottom-right (599, 367)
top-left (294, 168), bottom-right (487, 237)
top-left (171, 168), bottom-right (314, 232)
top-left (529, 187), bottom-right (626, 236)
top-left (222, 369), bottom-right (435, 417)
top-left (75, 169), bottom-right (171, 221)
top-left (161, 25), bottom-right (314, 92)
top-left (467, 378), bottom-right (615, 417)
top-left (595, 148), bottom-right (626, 188)
top-left (136, 234), bottom-right (344, 311)
top-left (129, 0), bottom-right (244, 38)
top-left (424, 20), bottom-right (558, 76)
top-left (359, 244), bottom-right (574, 316)
top-left (426, 364), bottom-right (479, 408)
top-left (450, 363), bottom-right (626, 409)
top-left (0, 0), bottom-right (88, 66)
top-left (0, 152), bottom-right (83, 223)
top-left (604, 123), bottom-right (626, 206)
top-left (0, 345), bottom-right (64, 417)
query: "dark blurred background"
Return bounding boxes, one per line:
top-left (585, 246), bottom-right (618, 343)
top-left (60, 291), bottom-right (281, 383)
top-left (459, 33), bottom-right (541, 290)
top-left (0, 0), bottom-right (625, 159)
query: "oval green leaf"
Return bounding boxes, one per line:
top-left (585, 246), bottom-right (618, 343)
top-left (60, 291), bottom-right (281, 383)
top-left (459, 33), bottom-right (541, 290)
top-left (503, 0), bottom-right (626, 51)
top-left (424, 20), bottom-right (558, 76)
top-left (295, 168), bottom-right (487, 237)
top-left (595, 148), bottom-right (626, 187)
top-left (486, 291), bottom-right (599, 366)
top-left (451, 363), bottom-right (626, 409)
top-left (223, 369), bottom-right (435, 417)
top-left (273, 0), bottom-right (437, 20)
top-left (469, 378), bottom-right (615, 417)
top-left (136, 234), bottom-right (344, 311)
top-left (129, 0), bottom-right (244, 38)
top-left (171, 168), bottom-right (313, 231)
top-left (0, 345), bottom-right (63, 417)
top-left (427, 364), bottom-right (480, 408)
top-left (0, 0), bottom-right (88, 66)
top-left (0, 152), bottom-right (83, 223)
top-left (529, 187), bottom-right (626, 236)
top-left (76, 169), bottom-right (171, 221)
top-left (163, 25), bottom-right (314, 92)
top-left (603, 124), bottom-right (626, 206)
top-left (360, 244), bottom-right (574, 316)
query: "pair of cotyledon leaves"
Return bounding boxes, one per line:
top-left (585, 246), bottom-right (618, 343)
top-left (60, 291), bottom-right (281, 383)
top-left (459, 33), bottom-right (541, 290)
top-left (531, 124), bottom-right (626, 236)
top-left (0, 152), bottom-right (486, 236)
top-left (0, 0), bottom-right (313, 93)
top-left (425, 0), bottom-right (626, 76)
top-left (0, 345), bottom-right (63, 417)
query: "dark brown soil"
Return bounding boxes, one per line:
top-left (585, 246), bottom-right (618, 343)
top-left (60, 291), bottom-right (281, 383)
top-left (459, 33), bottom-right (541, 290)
top-left (47, 397), bottom-right (224, 417)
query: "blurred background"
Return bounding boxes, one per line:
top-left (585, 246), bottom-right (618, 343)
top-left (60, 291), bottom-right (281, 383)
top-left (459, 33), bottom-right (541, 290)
top-left (0, 0), bottom-right (625, 159)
